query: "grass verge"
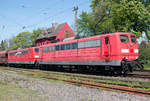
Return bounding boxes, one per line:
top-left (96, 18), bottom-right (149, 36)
top-left (0, 81), bottom-right (45, 101)
top-left (144, 61), bottom-right (150, 70)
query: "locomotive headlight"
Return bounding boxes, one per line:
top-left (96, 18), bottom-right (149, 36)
top-left (121, 49), bottom-right (129, 53)
top-left (35, 55), bottom-right (39, 58)
top-left (134, 49), bottom-right (138, 53)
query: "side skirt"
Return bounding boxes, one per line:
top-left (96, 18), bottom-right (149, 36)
top-left (39, 60), bottom-right (121, 66)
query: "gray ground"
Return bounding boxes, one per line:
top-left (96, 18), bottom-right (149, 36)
top-left (0, 70), bottom-right (149, 101)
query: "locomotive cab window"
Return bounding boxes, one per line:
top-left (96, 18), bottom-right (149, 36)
top-left (131, 35), bottom-right (136, 43)
top-left (120, 35), bottom-right (129, 43)
top-left (105, 37), bottom-right (109, 44)
top-left (34, 48), bottom-right (39, 52)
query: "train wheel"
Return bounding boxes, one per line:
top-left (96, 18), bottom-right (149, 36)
top-left (121, 61), bottom-right (129, 76)
top-left (77, 66), bottom-right (84, 73)
top-left (86, 66), bottom-right (93, 72)
top-left (34, 61), bottom-right (40, 69)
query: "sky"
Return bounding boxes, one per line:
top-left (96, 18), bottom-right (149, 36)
top-left (0, 0), bottom-right (91, 41)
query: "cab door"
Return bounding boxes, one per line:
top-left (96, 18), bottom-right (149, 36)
top-left (33, 47), bottom-right (41, 61)
top-left (102, 37), bottom-right (111, 60)
top-left (40, 47), bottom-right (43, 60)
top-left (28, 48), bottom-right (32, 61)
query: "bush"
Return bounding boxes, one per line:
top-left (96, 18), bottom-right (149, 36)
top-left (139, 47), bottom-right (150, 60)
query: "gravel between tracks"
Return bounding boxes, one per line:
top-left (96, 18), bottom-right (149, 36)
top-left (0, 70), bottom-right (149, 101)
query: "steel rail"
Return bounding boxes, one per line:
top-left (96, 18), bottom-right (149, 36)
top-left (43, 76), bottom-right (150, 97)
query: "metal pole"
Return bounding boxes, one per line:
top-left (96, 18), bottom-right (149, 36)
top-left (73, 6), bottom-right (78, 34)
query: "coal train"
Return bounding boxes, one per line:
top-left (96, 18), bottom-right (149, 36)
top-left (0, 32), bottom-right (145, 75)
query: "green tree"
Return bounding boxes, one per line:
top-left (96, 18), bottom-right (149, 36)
top-left (78, 12), bottom-right (94, 36)
top-left (139, 48), bottom-right (150, 60)
top-left (0, 40), bottom-right (8, 51)
top-left (8, 28), bottom-right (43, 50)
top-left (30, 28), bottom-right (43, 45)
top-left (78, 0), bottom-right (150, 38)
top-left (9, 32), bottom-right (32, 50)
top-left (139, 41), bottom-right (150, 60)
top-left (110, 0), bottom-right (150, 38)
top-left (78, 0), bottom-right (114, 36)
top-left (0, 40), bottom-right (5, 51)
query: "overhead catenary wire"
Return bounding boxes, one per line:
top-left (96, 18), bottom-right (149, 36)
top-left (22, 0), bottom-right (88, 29)
top-left (19, 0), bottom-right (65, 22)
top-left (0, 15), bottom-right (23, 28)
top-left (0, 0), bottom-right (90, 41)
top-left (1, 0), bottom-right (89, 30)
top-left (0, 0), bottom-right (64, 30)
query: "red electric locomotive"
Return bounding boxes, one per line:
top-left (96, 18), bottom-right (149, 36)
top-left (8, 32), bottom-right (144, 75)
top-left (39, 32), bottom-right (142, 75)
top-left (8, 47), bottom-right (41, 67)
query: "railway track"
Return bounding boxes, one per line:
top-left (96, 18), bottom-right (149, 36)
top-left (0, 66), bottom-right (150, 97)
top-left (127, 74), bottom-right (150, 80)
top-left (4, 66), bottom-right (150, 81)
top-left (1, 66), bottom-right (150, 82)
top-left (45, 76), bottom-right (150, 97)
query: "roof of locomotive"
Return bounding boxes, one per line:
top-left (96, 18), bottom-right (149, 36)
top-left (40, 32), bottom-right (134, 47)
top-left (8, 47), bottom-right (31, 53)
top-left (99, 32), bottom-right (134, 37)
